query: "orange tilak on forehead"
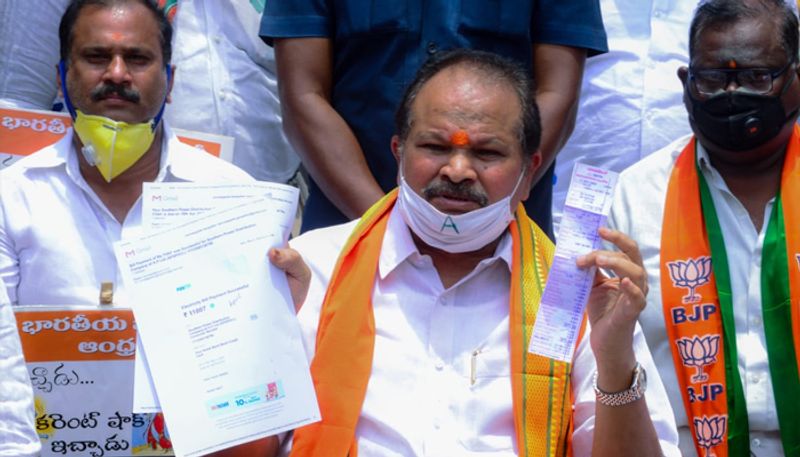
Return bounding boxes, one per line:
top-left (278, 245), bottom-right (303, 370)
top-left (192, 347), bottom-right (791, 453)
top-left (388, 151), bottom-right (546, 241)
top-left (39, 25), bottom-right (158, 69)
top-left (111, 32), bottom-right (124, 42)
top-left (727, 59), bottom-right (737, 69)
top-left (450, 129), bottom-right (470, 147)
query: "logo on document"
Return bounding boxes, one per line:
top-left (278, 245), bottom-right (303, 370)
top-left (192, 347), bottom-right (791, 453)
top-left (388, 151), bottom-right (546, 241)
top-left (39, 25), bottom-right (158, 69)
top-left (266, 380), bottom-right (285, 401)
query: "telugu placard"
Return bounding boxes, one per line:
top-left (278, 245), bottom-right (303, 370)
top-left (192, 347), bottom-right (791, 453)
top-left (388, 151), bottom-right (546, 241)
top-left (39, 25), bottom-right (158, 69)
top-left (14, 306), bottom-right (175, 456)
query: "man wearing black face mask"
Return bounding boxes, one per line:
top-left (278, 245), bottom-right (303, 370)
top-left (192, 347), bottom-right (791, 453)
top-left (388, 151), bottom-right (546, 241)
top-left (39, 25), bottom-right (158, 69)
top-left (607, 0), bottom-right (800, 456)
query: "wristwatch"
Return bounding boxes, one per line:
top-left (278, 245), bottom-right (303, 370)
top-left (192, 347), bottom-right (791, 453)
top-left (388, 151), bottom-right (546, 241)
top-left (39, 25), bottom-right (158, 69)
top-left (593, 362), bottom-right (647, 407)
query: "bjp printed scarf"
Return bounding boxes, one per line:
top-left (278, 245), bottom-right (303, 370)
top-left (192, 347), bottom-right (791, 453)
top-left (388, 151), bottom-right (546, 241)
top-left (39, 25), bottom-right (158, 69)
top-left (290, 189), bottom-right (579, 457)
top-left (660, 127), bottom-right (800, 457)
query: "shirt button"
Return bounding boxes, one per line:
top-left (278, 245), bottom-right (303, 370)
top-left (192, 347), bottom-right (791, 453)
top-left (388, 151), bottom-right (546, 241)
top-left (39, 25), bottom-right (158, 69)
top-left (426, 41), bottom-right (438, 55)
top-left (214, 35), bottom-right (222, 43)
top-left (751, 316), bottom-right (762, 327)
top-left (435, 361), bottom-right (444, 371)
top-left (752, 438), bottom-right (761, 448)
top-left (750, 375), bottom-right (760, 384)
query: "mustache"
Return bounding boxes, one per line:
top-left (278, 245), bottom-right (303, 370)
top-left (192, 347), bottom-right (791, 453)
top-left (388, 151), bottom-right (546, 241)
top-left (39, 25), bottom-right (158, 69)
top-left (90, 83), bottom-right (140, 103)
top-left (422, 180), bottom-right (488, 207)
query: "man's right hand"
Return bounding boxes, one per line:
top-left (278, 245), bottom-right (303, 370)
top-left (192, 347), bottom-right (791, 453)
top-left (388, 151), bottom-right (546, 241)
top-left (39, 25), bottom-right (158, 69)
top-left (269, 247), bottom-right (310, 313)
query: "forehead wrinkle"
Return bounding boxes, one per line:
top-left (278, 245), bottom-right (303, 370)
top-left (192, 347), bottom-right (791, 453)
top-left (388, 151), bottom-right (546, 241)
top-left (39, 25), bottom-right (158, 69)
top-left (429, 106), bottom-right (497, 124)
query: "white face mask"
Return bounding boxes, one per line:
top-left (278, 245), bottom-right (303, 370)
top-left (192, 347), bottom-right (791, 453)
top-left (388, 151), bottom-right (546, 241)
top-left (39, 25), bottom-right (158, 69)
top-left (396, 169), bottom-right (525, 253)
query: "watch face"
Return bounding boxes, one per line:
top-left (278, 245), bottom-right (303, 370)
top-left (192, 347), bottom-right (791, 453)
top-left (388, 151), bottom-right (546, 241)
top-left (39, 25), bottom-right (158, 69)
top-left (637, 366), bottom-right (647, 393)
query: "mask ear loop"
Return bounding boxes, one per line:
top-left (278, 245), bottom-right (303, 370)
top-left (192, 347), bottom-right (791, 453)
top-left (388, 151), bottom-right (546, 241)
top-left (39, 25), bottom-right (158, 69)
top-left (61, 60), bottom-right (98, 165)
top-left (57, 60), bottom-right (78, 119)
top-left (774, 62), bottom-right (800, 126)
top-left (510, 167), bottom-right (526, 197)
top-left (149, 65), bottom-right (172, 132)
top-left (778, 63), bottom-right (797, 97)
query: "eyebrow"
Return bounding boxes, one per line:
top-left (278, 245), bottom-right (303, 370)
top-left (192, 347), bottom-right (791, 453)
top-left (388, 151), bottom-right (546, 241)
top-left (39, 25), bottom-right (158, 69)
top-left (79, 45), bottom-right (155, 55)
top-left (415, 130), bottom-right (507, 147)
top-left (415, 131), bottom-right (448, 142)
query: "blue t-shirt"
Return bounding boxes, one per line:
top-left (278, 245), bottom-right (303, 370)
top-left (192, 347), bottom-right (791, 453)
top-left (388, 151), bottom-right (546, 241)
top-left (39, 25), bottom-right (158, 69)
top-left (261, 0), bottom-right (608, 234)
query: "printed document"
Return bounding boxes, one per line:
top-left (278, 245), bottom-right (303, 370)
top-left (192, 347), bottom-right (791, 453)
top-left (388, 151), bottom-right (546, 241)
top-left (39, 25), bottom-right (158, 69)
top-left (133, 182), bottom-right (299, 412)
top-left (116, 195), bottom-right (319, 456)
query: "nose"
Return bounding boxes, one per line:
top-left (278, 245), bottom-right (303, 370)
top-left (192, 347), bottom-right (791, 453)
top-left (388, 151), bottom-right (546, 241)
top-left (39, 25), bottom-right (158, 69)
top-left (440, 151), bottom-right (477, 184)
top-left (104, 55), bottom-right (132, 84)
top-left (724, 73), bottom-right (740, 92)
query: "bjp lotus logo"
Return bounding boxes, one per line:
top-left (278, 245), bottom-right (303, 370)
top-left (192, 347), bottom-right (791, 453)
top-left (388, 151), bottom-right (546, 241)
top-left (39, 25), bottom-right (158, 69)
top-left (667, 256), bottom-right (712, 303)
top-left (676, 334), bottom-right (720, 383)
top-left (693, 415), bottom-right (726, 457)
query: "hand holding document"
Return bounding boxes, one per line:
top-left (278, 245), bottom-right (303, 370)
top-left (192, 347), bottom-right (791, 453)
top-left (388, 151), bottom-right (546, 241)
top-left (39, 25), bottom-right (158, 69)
top-left (116, 186), bottom-right (319, 457)
top-left (528, 164), bottom-right (619, 362)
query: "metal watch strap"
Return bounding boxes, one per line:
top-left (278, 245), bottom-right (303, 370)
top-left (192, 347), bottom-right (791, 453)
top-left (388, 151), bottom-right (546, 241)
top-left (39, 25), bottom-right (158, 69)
top-left (593, 362), bottom-right (646, 407)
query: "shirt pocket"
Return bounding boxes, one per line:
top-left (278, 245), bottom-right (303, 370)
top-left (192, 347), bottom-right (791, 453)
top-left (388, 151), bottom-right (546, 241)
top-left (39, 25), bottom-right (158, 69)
top-left (458, 347), bottom-right (514, 451)
top-left (472, 347), bottom-right (511, 379)
top-left (335, 0), bottom-right (410, 38)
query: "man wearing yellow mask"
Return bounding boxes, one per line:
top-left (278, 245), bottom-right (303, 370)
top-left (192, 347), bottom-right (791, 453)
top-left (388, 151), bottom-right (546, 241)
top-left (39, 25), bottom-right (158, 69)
top-left (0, 0), bottom-right (307, 308)
top-left (0, 3), bottom-right (312, 456)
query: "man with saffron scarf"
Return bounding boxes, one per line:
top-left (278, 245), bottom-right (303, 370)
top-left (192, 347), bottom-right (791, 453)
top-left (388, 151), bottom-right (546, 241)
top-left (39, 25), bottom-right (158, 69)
top-left (608, 1), bottom-right (800, 455)
top-left (288, 49), bottom-right (679, 456)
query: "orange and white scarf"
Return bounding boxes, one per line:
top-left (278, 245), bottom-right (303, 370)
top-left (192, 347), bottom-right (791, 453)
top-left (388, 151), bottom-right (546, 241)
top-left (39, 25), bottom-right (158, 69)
top-left (290, 190), bottom-right (580, 457)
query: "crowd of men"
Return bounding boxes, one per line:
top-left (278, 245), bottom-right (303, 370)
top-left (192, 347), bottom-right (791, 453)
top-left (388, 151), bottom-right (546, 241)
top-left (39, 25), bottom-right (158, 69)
top-left (1, 0), bottom-right (799, 456)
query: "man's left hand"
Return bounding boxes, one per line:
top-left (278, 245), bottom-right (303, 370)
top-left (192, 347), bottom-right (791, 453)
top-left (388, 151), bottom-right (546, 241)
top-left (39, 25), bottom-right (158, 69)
top-left (576, 227), bottom-right (647, 379)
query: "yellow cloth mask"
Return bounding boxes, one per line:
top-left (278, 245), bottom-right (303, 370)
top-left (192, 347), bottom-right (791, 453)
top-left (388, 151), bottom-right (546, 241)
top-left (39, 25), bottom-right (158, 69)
top-left (72, 110), bottom-right (156, 182)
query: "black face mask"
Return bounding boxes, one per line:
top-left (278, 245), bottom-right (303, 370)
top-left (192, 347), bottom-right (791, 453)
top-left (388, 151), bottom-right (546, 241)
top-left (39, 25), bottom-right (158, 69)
top-left (689, 79), bottom-right (795, 151)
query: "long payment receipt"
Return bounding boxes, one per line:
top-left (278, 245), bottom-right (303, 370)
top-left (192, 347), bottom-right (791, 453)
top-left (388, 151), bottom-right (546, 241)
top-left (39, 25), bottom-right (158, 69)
top-left (528, 164), bottom-right (618, 362)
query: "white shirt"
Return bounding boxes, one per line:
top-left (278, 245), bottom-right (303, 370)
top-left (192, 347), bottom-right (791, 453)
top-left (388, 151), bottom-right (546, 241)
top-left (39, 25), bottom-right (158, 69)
top-left (0, 286), bottom-right (39, 457)
top-left (0, 123), bottom-right (253, 306)
top-left (552, 0), bottom-right (697, 230)
top-left (165, 0), bottom-right (301, 183)
top-left (0, 0), bottom-right (70, 110)
top-left (608, 136), bottom-right (784, 456)
top-left (291, 207), bottom-right (679, 456)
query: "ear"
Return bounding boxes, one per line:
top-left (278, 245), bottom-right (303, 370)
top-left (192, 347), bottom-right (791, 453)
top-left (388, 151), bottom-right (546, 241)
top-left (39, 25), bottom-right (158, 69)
top-left (391, 135), bottom-right (404, 184)
top-left (678, 66), bottom-right (689, 87)
top-left (391, 135), bottom-right (402, 162)
top-left (166, 64), bottom-right (176, 103)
